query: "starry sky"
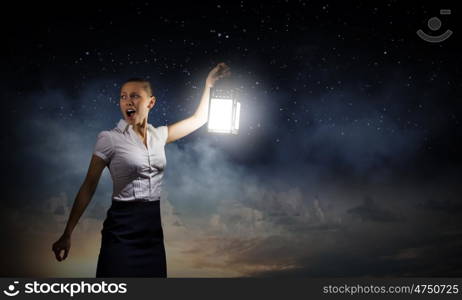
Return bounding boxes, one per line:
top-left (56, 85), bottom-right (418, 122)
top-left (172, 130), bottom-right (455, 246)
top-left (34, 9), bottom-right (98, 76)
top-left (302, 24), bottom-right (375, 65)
top-left (2, 0), bottom-right (461, 277)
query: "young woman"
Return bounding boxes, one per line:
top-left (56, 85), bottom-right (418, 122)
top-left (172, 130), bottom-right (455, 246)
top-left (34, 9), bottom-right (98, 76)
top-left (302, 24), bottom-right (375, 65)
top-left (51, 63), bottom-right (231, 277)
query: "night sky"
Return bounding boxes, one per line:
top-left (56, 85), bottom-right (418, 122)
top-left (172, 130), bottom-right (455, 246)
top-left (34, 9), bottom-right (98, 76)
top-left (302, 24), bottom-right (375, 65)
top-left (3, 0), bottom-right (462, 277)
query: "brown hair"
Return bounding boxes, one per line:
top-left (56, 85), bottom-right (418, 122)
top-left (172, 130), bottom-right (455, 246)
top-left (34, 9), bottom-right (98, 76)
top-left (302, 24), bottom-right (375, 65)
top-left (122, 78), bottom-right (154, 97)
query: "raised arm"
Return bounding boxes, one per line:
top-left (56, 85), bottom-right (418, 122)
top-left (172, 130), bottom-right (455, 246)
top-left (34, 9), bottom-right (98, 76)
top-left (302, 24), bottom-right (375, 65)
top-left (51, 155), bottom-right (107, 261)
top-left (166, 62), bottom-right (231, 144)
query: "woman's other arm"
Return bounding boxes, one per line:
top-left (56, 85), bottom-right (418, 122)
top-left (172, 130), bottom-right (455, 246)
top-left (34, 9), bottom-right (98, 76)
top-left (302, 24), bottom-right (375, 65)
top-left (51, 155), bottom-right (107, 261)
top-left (166, 62), bottom-right (231, 144)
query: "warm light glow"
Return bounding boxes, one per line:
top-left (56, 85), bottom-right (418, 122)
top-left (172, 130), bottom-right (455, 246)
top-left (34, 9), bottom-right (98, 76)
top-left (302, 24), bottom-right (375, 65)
top-left (208, 98), bottom-right (234, 133)
top-left (207, 88), bottom-right (241, 134)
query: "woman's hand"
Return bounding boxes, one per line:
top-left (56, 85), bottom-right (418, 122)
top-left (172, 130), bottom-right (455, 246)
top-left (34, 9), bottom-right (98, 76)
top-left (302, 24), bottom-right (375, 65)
top-left (52, 234), bottom-right (71, 262)
top-left (164, 62), bottom-right (231, 143)
top-left (206, 62), bottom-right (231, 87)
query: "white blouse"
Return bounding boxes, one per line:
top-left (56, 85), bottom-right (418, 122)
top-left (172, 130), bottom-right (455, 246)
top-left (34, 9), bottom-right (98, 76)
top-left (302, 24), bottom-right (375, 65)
top-left (93, 118), bottom-right (169, 202)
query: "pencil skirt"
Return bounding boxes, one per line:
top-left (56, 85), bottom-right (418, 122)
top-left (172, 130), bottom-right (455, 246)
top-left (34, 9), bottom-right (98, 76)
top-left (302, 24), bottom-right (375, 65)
top-left (96, 200), bottom-right (167, 277)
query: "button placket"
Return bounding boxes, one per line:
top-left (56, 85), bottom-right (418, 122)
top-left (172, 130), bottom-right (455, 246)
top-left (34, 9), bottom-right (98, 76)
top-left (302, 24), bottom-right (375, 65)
top-left (130, 126), bottom-right (153, 200)
top-left (146, 128), bottom-right (151, 196)
top-left (147, 130), bottom-right (152, 197)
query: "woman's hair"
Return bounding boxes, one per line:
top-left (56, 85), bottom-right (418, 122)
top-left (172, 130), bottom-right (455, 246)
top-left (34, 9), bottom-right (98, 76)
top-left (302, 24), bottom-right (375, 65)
top-left (122, 78), bottom-right (154, 97)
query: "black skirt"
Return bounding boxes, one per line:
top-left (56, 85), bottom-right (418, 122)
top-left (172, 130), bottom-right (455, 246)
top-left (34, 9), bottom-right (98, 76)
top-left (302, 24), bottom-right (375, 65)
top-left (96, 200), bottom-right (167, 277)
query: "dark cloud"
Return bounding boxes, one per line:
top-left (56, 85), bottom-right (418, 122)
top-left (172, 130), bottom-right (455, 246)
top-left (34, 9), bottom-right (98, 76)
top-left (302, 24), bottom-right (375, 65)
top-left (417, 198), bottom-right (462, 214)
top-left (347, 196), bottom-right (405, 222)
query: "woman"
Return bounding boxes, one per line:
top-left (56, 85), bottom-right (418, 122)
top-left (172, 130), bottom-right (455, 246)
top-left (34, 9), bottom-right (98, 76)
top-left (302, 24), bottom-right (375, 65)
top-left (51, 63), bottom-right (231, 277)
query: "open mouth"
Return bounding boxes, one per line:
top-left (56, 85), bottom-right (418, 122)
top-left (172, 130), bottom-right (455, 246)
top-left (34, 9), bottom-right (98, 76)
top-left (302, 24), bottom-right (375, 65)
top-left (126, 109), bottom-right (136, 118)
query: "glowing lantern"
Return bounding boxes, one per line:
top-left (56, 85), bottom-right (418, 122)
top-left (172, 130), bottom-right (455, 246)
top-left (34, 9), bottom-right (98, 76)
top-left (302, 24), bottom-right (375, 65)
top-left (207, 88), bottom-right (240, 134)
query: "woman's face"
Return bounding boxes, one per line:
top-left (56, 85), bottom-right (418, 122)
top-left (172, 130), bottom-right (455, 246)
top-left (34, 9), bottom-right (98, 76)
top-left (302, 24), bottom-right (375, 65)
top-left (119, 82), bottom-right (155, 125)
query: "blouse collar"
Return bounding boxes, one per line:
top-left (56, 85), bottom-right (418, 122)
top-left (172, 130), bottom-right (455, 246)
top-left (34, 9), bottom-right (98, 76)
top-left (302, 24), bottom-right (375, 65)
top-left (116, 118), bottom-right (153, 133)
top-left (116, 118), bottom-right (130, 133)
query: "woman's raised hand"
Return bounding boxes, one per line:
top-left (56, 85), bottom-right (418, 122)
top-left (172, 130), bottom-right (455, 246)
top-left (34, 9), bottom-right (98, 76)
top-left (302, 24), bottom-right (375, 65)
top-left (52, 234), bottom-right (71, 262)
top-left (206, 62), bottom-right (231, 87)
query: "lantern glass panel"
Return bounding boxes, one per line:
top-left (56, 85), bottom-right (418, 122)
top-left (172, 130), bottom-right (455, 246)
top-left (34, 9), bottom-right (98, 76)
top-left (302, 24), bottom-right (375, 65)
top-left (234, 102), bottom-right (241, 131)
top-left (208, 98), bottom-right (234, 133)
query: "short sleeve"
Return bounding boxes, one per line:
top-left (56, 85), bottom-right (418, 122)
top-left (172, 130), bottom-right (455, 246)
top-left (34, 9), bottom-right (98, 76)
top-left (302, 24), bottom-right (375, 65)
top-left (156, 126), bottom-right (169, 145)
top-left (93, 131), bottom-right (114, 163)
